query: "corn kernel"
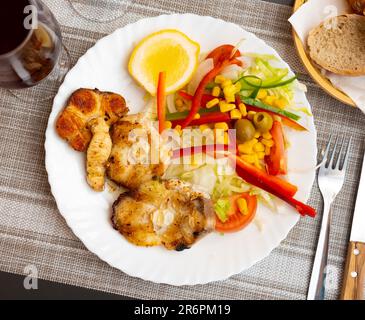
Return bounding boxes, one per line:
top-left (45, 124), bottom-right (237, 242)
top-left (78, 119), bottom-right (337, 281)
top-left (221, 79), bottom-right (232, 88)
top-left (247, 111), bottom-right (256, 120)
top-left (241, 154), bottom-right (257, 164)
top-left (219, 101), bottom-right (236, 113)
top-left (238, 139), bottom-right (258, 154)
top-left (215, 75), bottom-right (226, 84)
top-left (237, 198), bottom-right (248, 215)
top-left (262, 138), bottom-right (274, 147)
top-left (194, 113), bottom-right (201, 120)
top-left (254, 131), bottom-right (261, 139)
top-left (165, 121), bottom-right (172, 129)
top-left (175, 99), bottom-right (184, 108)
top-left (264, 95), bottom-right (276, 106)
top-left (265, 146), bottom-right (271, 156)
top-left (253, 142), bottom-right (265, 152)
top-left (223, 86), bottom-right (236, 103)
top-left (199, 124), bottom-right (210, 132)
top-left (262, 132), bottom-right (272, 140)
top-left (206, 98), bottom-right (220, 109)
top-left (238, 103), bottom-right (247, 117)
top-left (175, 125), bottom-right (182, 136)
top-left (274, 98), bottom-right (287, 109)
top-left (257, 89), bottom-right (268, 100)
top-left (212, 86), bottom-right (221, 97)
top-left (215, 122), bottom-right (229, 131)
top-left (223, 85), bottom-right (236, 97)
top-left (225, 94), bottom-right (236, 103)
top-left (257, 151), bottom-right (266, 160)
top-left (230, 109), bottom-right (242, 120)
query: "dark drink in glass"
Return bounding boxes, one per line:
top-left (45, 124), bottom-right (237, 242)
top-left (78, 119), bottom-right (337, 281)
top-left (0, 0), bottom-right (63, 89)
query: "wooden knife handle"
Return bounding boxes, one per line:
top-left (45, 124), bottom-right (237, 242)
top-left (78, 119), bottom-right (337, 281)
top-left (341, 242), bottom-right (365, 300)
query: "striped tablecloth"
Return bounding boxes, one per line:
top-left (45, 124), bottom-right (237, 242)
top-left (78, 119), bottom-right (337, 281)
top-left (0, 0), bottom-right (364, 300)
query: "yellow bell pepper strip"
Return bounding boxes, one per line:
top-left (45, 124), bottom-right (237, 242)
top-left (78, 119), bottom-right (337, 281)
top-left (265, 121), bottom-right (287, 175)
top-left (157, 71), bottom-right (166, 134)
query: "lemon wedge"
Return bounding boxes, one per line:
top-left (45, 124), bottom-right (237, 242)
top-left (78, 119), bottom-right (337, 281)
top-left (128, 29), bottom-right (200, 95)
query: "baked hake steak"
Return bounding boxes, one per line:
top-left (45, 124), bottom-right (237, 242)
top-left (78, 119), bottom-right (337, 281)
top-left (106, 114), bottom-right (166, 190)
top-left (112, 180), bottom-right (215, 251)
top-left (56, 88), bottom-right (128, 152)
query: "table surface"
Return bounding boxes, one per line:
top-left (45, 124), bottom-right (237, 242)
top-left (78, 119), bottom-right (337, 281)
top-left (0, 0), bottom-right (359, 300)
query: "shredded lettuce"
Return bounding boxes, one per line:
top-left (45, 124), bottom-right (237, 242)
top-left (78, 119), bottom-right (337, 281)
top-left (164, 160), bottom-right (251, 202)
top-left (244, 52), bottom-right (279, 61)
top-left (250, 187), bottom-right (277, 212)
top-left (236, 54), bottom-right (297, 104)
top-left (214, 199), bottom-right (231, 223)
top-left (212, 174), bottom-right (250, 201)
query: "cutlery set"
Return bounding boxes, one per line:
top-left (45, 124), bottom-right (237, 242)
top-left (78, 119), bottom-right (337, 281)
top-left (308, 136), bottom-right (364, 300)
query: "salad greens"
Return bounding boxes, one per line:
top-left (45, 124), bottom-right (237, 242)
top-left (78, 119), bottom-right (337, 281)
top-left (214, 199), bottom-right (231, 223)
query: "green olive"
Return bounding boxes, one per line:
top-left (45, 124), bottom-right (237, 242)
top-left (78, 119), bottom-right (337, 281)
top-left (253, 112), bottom-right (273, 133)
top-left (235, 119), bottom-right (256, 143)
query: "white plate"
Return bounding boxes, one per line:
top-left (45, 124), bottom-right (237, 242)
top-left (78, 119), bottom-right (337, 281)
top-left (45, 14), bottom-right (317, 285)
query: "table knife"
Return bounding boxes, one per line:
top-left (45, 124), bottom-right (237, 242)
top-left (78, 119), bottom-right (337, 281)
top-left (341, 153), bottom-right (365, 300)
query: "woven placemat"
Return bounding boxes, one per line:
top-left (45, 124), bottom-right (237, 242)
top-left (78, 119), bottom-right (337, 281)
top-left (0, 0), bottom-right (364, 300)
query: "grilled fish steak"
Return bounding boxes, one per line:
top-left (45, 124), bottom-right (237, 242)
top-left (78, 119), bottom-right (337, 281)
top-left (56, 88), bottom-right (128, 152)
top-left (86, 117), bottom-right (112, 191)
top-left (112, 179), bottom-right (215, 251)
top-left (106, 114), bottom-right (166, 190)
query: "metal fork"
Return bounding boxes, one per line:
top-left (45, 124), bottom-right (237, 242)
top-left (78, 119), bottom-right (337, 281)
top-left (307, 135), bottom-right (352, 300)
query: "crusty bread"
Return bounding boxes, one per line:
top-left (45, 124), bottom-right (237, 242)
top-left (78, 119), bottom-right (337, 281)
top-left (56, 89), bottom-right (128, 152)
top-left (307, 14), bottom-right (365, 76)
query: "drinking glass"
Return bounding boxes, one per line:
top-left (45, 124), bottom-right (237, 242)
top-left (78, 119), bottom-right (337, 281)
top-left (0, 0), bottom-right (71, 101)
top-left (68, 0), bottom-right (134, 23)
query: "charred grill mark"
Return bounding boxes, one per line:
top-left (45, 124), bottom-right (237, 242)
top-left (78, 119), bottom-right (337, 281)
top-left (175, 243), bottom-right (190, 252)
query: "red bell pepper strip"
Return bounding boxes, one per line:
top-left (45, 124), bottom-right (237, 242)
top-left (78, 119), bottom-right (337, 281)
top-left (180, 45), bottom-right (244, 128)
top-left (231, 155), bottom-right (316, 217)
top-left (179, 59), bottom-right (236, 129)
top-left (178, 91), bottom-right (193, 101)
top-left (230, 154), bottom-right (297, 197)
top-left (171, 111), bottom-right (230, 128)
top-left (179, 62), bottom-right (227, 128)
top-left (206, 44), bottom-right (242, 66)
top-left (157, 71), bottom-right (166, 134)
top-left (266, 121), bottom-right (287, 176)
top-left (171, 146), bottom-right (315, 217)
